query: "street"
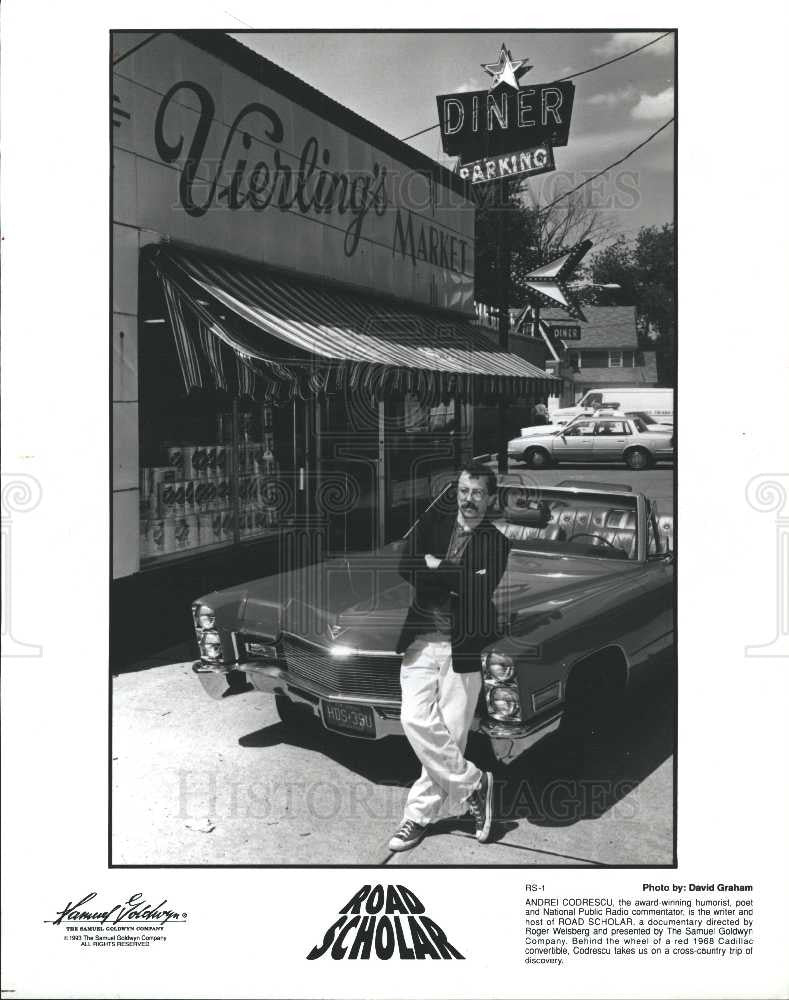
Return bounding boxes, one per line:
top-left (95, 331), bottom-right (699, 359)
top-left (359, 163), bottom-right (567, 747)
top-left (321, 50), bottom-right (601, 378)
top-left (112, 463), bottom-right (675, 868)
top-left (112, 659), bottom-right (673, 867)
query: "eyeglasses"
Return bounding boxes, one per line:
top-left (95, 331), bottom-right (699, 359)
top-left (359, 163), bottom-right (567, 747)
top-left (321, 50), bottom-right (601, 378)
top-left (458, 487), bottom-right (489, 500)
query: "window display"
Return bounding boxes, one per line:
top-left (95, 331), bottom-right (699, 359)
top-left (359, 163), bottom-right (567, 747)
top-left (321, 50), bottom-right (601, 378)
top-left (139, 402), bottom-right (292, 563)
top-left (137, 254), bottom-right (298, 565)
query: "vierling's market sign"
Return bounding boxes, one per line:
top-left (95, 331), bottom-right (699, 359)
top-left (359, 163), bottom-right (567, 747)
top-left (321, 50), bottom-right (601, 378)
top-left (154, 81), bottom-right (389, 259)
top-left (111, 31), bottom-right (476, 312)
top-left (154, 83), bottom-right (470, 272)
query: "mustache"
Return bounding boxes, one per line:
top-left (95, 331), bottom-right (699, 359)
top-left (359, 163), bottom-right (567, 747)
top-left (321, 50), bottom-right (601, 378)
top-left (461, 501), bottom-right (478, 510)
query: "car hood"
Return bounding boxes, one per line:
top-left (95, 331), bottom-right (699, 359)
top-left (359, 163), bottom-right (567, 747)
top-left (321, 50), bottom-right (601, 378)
top-left (205, 546), bottom-right (642, 653)
top-left (511, 425), bottom-right (564, 444)
top-left (508, 430), bottom-right (560, 448)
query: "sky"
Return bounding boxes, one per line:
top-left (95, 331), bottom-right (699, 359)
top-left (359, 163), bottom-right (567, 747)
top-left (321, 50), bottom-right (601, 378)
top-left (230, 30), bottom-right (675, 246)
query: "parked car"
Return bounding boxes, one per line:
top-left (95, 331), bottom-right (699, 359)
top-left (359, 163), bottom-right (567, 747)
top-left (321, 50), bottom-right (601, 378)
top-left (519, 407), bottom-right (672, 440)
top-left (192, 477), bottom-right (674, 765)
top-left (508, 416), bottom-right (674, 469)
top-left (622, 409), bottom-right (674, 431)
top-left (548, 387), bottom-right (674, 427)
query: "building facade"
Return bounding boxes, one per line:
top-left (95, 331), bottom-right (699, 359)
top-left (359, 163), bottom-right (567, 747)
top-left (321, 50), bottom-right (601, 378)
top-left (112, 31), bottom-right (556, 660)
top-left (517, 305), bottom-right (659, 408)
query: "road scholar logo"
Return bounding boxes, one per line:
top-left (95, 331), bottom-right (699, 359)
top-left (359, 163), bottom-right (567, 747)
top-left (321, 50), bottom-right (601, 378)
top-left (48, 892), bottom-right (184, 926)
top-left (306, 884), bottom-right (464, 960)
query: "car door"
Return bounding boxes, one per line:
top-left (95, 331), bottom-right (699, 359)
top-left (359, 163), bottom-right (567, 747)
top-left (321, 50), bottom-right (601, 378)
top-left (555, 418), bottom-right (598, 461)
top-left (593, 419), bottom-right (631, 462)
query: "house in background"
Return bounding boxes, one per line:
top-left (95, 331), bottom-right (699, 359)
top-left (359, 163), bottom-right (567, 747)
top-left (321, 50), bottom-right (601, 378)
top-left (515, 305), bottom-right (659, 408)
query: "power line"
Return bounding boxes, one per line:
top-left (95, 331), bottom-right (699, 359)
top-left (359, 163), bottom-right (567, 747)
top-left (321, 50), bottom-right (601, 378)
top-left (401, 122), bottom-right (441, 142)
top-left (399, 31), bottom-right (673, 143)
top-left (554, 31), bottom-right (673, 82)
top-left (536, 118), bottom-right (675, 214)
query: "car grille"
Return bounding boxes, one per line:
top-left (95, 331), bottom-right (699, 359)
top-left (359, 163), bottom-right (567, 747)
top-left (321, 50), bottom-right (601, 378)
top-left (281, 635), bottom-right (401, 702)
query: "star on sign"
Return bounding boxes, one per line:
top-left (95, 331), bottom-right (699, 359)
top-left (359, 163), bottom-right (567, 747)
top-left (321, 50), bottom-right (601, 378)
top-left (481, 44), bottom-right (532, 90)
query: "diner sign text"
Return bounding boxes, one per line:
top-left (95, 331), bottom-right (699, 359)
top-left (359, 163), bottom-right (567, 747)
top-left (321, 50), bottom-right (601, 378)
top-left (436, 81), bottom-right (574, 160)
top-left (458, 142), bottom-right (554, 184)
top-left (549, 324), bottom-right (581, 340)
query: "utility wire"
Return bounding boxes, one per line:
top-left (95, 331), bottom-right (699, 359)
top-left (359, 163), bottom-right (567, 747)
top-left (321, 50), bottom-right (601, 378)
top-left (400, 31), bottom-right (673, 142)
top-left (537, 117), bottom-right (675, 214)
top-left (401, 122), bottom-right (441, 142)
top-left (553, 31), bottom-right (673, 82)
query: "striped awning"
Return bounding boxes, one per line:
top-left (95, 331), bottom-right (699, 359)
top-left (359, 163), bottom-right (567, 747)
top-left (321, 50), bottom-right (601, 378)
top-left (149, 246), bottom-right (558, 402)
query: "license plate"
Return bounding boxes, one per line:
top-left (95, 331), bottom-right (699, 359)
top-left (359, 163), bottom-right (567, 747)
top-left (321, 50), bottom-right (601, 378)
top-left (245, 639), bottom-right (277, 659)
top-left (321, 701), bottom-right (376, 739)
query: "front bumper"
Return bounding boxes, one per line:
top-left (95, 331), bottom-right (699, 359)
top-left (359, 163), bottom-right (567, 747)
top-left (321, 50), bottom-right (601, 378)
top-left (193, 660), bottom-right (563, 761)
top-left (479, 713), bottom-right (563, 763)
top-left (192, 661), bottom-right (404, 739)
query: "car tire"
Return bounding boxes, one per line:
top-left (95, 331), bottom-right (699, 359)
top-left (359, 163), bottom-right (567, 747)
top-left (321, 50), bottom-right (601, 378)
top-left (525, 447), bottom-right (551, 468)
top-left (275, 693), bottom-right (314, 728)
top-left (625, 447), bottom-right (651, 470)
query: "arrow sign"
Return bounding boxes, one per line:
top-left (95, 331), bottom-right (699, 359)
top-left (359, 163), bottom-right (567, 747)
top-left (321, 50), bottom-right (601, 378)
top-left (519, 240), bottom-right (592, 321)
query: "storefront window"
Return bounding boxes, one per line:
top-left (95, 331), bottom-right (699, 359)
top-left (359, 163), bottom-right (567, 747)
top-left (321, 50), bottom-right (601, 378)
top-left (139, 397), bottom-right (233, 562)
top-left (403, 394), bottom-right (457, 434)
top-left (138, 263), bottom-right (295, 565)
top-left (236, 401), bottom-right (292, 543)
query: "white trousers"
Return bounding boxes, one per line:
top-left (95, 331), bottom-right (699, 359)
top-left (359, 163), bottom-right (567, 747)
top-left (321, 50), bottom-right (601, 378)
top-left (400, 637), bottom-right (483, 825)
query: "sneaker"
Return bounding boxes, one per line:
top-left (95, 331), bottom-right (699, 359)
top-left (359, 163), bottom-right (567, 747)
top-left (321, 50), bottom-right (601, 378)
top-left (388, 819), bottom-right (427, 852)
top-left (467, 771), bottom-right (494, 842)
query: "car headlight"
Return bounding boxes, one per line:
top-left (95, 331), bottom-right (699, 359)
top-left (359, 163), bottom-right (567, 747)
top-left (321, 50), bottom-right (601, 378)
top-left (193, 604), bottom-right (216, 630)
top-left (199, 629), bottom-right (224, 663)
top-left (484, 651), bottom-right (514, 681)
top-left (487, 686), bottom-right (520, 719)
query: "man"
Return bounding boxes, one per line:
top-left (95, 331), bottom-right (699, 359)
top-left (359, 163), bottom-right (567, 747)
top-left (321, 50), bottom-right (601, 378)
top-left (389, 463), bottom-right (512, 852)
top-left (532, 401), bottom-right (549, 426)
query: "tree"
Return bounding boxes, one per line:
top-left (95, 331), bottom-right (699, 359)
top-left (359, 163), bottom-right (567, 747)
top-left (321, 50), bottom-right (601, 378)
top-left (591, 223), bottom-right (676, 384)
top-left (473, 184), bottom-right (618, 309)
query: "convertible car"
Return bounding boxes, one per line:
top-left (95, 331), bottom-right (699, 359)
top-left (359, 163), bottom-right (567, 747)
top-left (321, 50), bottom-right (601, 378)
top-left (191, 477), bottom-right (674, 764)
top-left (508, 416), bottom-right (674, 469)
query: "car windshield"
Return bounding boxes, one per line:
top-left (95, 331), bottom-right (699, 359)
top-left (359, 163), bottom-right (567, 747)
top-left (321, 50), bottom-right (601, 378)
top-left (494, 487), bottom-right (640, 561)
top-left (631, 417), bottom-right (647, 432)
top-left (629, 411), bottom-right (655, 424)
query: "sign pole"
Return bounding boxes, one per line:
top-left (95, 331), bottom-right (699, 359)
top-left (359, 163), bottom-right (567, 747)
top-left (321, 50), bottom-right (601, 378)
top-left (435, 44), bottom-right (582, 473)
top-left (497, 178), bottom-right (510, 475)
top-left (532, 299), bottom-right (543, 418)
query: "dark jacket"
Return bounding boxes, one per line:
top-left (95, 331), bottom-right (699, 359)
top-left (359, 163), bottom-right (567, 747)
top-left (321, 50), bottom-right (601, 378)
top-left (395, 507), bottom-right (512, 673)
